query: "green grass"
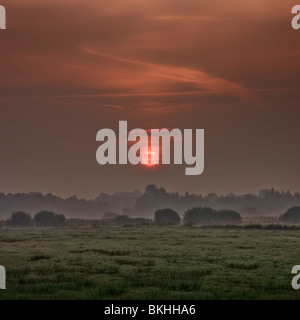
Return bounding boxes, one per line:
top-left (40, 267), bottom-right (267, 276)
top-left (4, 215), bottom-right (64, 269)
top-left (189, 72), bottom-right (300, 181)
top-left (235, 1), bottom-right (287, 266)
top-left (0, 226), bottom-right (300, 299)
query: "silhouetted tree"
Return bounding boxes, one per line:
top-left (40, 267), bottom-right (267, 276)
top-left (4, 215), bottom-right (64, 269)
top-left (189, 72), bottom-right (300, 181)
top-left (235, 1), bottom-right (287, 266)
top-left (183, 207), bottom-right (242, 225)
top-left (34, 211), bottom-right (65, 227)
top-left (7, 211), bottom-right (32, 227)
top-left (154, 208), bottom-right (181, 225)
top-left (145, 184), bottom-right (159, 195)
top-left (183, 207), bottom-right (215, 224)
top-left (215, 210), bottom-right (242, 224)
top-left (280, 207), bottom-right (300, 223)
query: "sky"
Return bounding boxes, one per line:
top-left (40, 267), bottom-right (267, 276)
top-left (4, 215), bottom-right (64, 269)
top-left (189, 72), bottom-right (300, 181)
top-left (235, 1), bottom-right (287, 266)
top-left (0, 0), bottom-right (300, 199)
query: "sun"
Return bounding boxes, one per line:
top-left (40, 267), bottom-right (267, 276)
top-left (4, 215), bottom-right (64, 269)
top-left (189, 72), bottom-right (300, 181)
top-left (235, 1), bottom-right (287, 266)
top-left (141, 148), bottom-right (158, 167)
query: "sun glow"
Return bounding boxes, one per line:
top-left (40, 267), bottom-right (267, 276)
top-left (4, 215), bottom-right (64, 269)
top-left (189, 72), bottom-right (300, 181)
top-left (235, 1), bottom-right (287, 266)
top-left (141, 148), bottom-right (158, 167)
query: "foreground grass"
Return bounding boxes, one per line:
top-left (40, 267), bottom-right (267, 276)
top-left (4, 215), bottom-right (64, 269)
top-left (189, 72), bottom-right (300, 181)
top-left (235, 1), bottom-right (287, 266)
top-left (0, 226), bottom-right (300, 299)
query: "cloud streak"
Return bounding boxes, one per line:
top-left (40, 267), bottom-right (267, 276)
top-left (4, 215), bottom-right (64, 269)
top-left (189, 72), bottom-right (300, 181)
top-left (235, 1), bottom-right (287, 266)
top-left (0, 0), bottom-right (300, 197)
top-left (80, 47), bottom-right (252, 100)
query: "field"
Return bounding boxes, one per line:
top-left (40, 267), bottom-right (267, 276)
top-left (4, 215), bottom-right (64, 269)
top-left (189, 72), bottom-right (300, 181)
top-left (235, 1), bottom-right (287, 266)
top-left (0, 226), bottom-right (300, 300)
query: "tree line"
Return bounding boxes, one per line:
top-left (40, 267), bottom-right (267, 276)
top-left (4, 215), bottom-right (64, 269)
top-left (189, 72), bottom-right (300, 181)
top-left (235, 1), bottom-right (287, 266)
top-left (135, 185), bottom-right (300, 217)
top-left (2, 205), bottom-right (300, 227)
top-left (1, 185), bottom-right (300, 220)
top-left (154, 206), bottom-right (300, 226)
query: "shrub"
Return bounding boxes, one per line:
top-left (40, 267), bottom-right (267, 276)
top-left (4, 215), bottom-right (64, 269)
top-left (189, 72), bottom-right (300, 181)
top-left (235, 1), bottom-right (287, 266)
top-left (215, 210), bottom-right (242, 224)
top-left (183, 207), bottom-right (242, 225)
top-left (183, 207), bottom-right (215, 224)
top-left (7, 211), bottom-right (32, 227)
top-left (154, 208), bottom-right (181, 225)
top-left (34, 211), bottom-right (66, 227)
top-left (279, 207), bottom-right (300, 224)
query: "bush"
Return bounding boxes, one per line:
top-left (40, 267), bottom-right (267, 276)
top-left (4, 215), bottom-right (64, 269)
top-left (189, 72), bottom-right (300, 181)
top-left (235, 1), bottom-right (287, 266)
top-left (34, 211), bottom-right (66, 227)
top-left (183, 207), bottom-right (242, 225)
top-left (183, 207), bottom-right (215, 224)
top-left (7, 211), bottom-right (32, 227)
top-left (215, 210), bottom-right (242, 224)
top-left (280, 207), bottom-right (300, 224)
top-left (154, 208), bottom-right (181, 225)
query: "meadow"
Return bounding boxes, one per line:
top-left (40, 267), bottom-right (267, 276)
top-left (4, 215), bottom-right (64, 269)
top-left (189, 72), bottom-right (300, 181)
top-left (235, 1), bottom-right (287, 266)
top-left (0, 226), bottom-right (300, 300)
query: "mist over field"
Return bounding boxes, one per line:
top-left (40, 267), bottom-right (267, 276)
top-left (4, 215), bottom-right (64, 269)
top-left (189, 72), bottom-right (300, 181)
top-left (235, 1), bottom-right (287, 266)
top-left (0, 185), bottom-right (300, 220)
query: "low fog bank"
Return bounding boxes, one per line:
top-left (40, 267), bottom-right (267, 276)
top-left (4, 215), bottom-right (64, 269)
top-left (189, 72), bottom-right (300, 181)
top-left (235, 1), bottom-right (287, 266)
top-left (0, 185), bottom-right (300, 219)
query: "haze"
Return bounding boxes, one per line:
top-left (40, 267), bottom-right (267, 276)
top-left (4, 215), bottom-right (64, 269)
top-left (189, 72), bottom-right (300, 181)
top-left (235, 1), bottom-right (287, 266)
top-left (0, 0), bottom-right (300, 198)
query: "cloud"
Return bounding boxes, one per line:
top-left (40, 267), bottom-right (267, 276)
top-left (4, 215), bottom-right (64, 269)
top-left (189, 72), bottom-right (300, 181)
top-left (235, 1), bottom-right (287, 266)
top-left (0, 0), bottom-right (297, 101)
top-left (79, 47), bottom-right (253, 100)
top-left (0, 0), bottom-right (300, 198)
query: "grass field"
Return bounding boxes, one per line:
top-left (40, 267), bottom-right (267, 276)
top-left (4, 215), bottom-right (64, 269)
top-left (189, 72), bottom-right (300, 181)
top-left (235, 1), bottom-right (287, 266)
top-left (0, 226), bottom-right (300, 300)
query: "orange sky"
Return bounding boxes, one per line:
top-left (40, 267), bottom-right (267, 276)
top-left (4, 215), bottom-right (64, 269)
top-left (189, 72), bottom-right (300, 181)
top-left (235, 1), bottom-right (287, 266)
top-left (0, 0), bottom-right (300, 198)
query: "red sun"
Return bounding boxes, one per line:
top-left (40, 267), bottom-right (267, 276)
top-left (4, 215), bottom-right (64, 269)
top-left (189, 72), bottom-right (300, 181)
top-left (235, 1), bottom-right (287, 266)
top-left (141, 148), bottom-right (158, 167)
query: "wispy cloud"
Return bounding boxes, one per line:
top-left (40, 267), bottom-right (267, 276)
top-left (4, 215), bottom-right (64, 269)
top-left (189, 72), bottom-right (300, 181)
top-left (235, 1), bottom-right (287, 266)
top-left (81, 48), bottom-right (252, 100)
